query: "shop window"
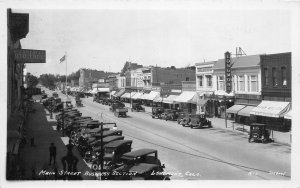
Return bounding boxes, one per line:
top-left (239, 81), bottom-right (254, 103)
top-left (206, 75), bottom-right (212, 87)
top-left (272, 67), bottom-right (278, 87)
top-left (264, 68), bottom-right (269, 86)
top-left (218, 76), bottom-right (224, 91)
top-left (198, 76), bottom-right (203, 87)
top-left (238, 75), bottom-right (245, 91)
top-left (281, 67), bottom-right (287, 86)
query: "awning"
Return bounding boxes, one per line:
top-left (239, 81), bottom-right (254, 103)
top-left (237, 106), bottom-right (256, 117)
top-left (110, 91), bottom-right (116, 96)
top-left (174, 91), bottom-right (198, 104)
top-left (131, 92), bottom-right (143, 100)
top-left (145, 91), bottom-right (160, 101)
top-left (91, 88), bottom-right (110, 93)
top-left (121, 92), bottom-right (130, 98)
top-left (197, 99), bottom-right (208, 106)
top-left (163, 95), bottom-right (180, 104)
top-left (153, 96), bottom-right (168, 103)
top-left (226, 105), bottom-right (246, 114)
top-left (284, 109), bottom-right (292, 120)
top-left (122, 92), bottom-right (136, 99)
top-left (250, 100), bottom-right (290, 118)
top-left (114, 89), bottom-right (125, 97)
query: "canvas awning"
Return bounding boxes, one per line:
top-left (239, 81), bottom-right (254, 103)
top-left (163, 95), bottom-right (179, 104)
top-left (284, 109), bottom-right (292, 120)
top-left (122, 92), bottom-right (136, 99)
top-left (174, 91), bottom-right (198, 104)
top-left (131, 92), bottom-right (143, 100)
top-left (237, 106), bottom-right (256, 117)
top-left (110, 91), bottom-right (116, 96)
top-left (121, 92), bottom-right (130, 98)
top-left (226, 105), bottom-right (246, 114)
top-left (114, 89), bottom-right (126, 97)
top-left (145, 91), bottom-right (160, 101)
top-left (197, 99), bottom-right (208, 106)
top-left (250, 100), bottom-right (290, 118)
top-left (91, 88), bottom-right (110, 94)
top-left (153, 96), bottom-right (168, 103)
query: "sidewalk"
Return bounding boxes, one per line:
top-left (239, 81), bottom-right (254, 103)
top-left (18, 102), bottom-right (95, 180)
top-left (123, 102), bottom-right (291, 146)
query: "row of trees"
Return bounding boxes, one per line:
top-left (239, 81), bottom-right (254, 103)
top-left (38, 70), bottom-right (80, 88)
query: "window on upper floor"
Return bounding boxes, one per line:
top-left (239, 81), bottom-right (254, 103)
top-left (281, 67), bottom-right (287, 86)
top-left (272, 67), bottom-right (278, 87)
top-left (264, 68), bottom-right (269, 86)
top-left (238, 75), bottom-right (245, 91)
top-left (218, 76), bottom-right (224, 91)
top-left (206, 75), bottom-right (212, 87)
top-left (247, 75), bottom-right (258, 92)
top-left (198, 76), bottom-right (203, 87)
top-left (186, 77), bottom-right (190, 81)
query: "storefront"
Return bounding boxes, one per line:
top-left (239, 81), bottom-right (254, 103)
top-left (173, 91), bottom-right (198, 114)
top-left (250, 100), bottom-right (291, 131)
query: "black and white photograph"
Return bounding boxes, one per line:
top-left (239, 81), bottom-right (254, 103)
top-left (1, 0), bottom-right (300, 188)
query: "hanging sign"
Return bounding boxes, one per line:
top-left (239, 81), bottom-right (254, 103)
top-left (225, 51), bottom-right (232, 93)
top-left (14, 49), bottom-right (46, 63)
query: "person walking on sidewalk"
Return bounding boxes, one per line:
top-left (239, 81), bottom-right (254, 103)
top-left (49, 142), bottom-right (56, 165)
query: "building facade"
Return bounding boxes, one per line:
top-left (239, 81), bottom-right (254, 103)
top-left (79, 68), bottom-right (117, 89)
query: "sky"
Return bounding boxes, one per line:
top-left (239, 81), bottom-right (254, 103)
top-left (16, 7), bottom-right (292, 77)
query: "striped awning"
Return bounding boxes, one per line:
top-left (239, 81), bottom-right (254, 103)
top-left (250, 100), bottom-right (290, 118)
top-left (226, 105), bottom-right (246, 114)
top-left (237, 106), bottom-right (256, 117)
top-left (131, 92), bottom-right (144, 100)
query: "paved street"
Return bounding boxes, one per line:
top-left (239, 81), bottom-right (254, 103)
top-left (50, 89), bottom-right (290, 180)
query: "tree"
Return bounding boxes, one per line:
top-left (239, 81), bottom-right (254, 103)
top-left (26, 73), bottom-right (38, 88)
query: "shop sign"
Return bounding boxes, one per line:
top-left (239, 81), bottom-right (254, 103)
top-left (14, 49), bottom-right (46, 63)
top-left (225, 51), bottom-right (231, 93)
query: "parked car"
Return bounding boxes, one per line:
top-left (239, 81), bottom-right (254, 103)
top-left (248, 123), bottom-right (273, 143)
top-left (106, 149), bottom-right (167, 180)
top-left (91, 140), bottom-right (133, 171)
top-left (189, 114), bottom-right (212, 129)
top-left (131, 103), bottom-right (145, 112)
top-left (177, 112), bottom-right (190, 124)
top-left (161, 109), bottom-right (179, 121)
top-left (152, 107), bottom-right (164, 119)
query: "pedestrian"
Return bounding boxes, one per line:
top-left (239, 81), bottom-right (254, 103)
top-left (66, 140), bottom-right (74, 156)
top-left (49, 142), bottom-right (56, 165)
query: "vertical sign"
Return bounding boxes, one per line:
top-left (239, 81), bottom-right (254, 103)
top-left (225, 51), bottom-right (232, 93)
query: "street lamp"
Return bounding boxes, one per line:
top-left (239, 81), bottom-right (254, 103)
top-left (98, 122), bottom-right (117, 180)
top-left (223, 95), bottom-right (228, 128)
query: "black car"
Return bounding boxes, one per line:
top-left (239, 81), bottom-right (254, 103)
top-left (152, 107), bottom-right (164, 119)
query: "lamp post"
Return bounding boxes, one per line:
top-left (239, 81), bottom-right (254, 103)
top-left (224, 96), bottom-right (227, 128)
top-left (98, 122), bottom-right (117, 180)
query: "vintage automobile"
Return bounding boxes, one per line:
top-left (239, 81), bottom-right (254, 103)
top-left (65, 101), bottom-right (73, 108)
top-left (161, 109), bottom-right (179, 121)
top-left (84, 135), bottom-right (125, 162)
top-left (110, 103), bottom-right (127, 117)
top-left (105, 149), bottom-right (167, 180)
top-left (177, 112), bottom-right (191, 126)
top-left (131, 103), bottom-right (145, 112)
top-left (52, 92), bottom-right (59, 98)
top-left (112, 163), bottom-right (170, 180)
top-left (91, 140), bottom-right (133, 171)
top-left (152, 107), bottom-right (164, 119)
top-left (189, 114), bottom-right (212, 129)
top-left (248, 123), bottom-right (273, 143)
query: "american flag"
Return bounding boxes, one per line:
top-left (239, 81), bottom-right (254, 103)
top-left (60, 55), bottom-right (66, 63)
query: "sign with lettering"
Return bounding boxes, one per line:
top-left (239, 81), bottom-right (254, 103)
top-left (14, 49), bottom-right (46, 63)
top-left (225, 52), bottom-right (232, 93)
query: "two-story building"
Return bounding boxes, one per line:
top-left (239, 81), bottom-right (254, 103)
top-left (251, 52), bottom-right (291, 131)
top-left (213, 54), bottom-right (261, 119)
top-left (195, 61), bottom-right (216, 116)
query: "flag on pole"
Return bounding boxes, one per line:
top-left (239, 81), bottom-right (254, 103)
top-left (60, 55), bottom-right (66, 63)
